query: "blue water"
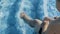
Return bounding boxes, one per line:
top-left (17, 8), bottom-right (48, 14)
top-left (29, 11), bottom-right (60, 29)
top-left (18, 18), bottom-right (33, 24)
top-left (0, 0), bottom-right (60, 34)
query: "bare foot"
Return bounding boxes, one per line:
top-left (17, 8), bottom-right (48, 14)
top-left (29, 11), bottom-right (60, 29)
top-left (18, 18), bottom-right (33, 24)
top-left (20, 12), bottom-right (26, 18)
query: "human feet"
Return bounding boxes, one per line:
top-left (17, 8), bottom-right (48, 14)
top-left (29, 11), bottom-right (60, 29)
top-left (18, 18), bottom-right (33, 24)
top-left (20, 12), bottom-right (26, 18)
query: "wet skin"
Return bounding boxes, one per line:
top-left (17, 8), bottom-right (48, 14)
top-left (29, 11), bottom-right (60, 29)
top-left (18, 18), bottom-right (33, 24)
top-left (20, 12), bottom-right (59, 34)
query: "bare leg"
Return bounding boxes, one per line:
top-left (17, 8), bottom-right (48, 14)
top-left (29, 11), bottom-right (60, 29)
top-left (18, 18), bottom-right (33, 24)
top-left (20, 12), bottom-right (32, 22)
top-left (42, 17), bottom-right (50, 34)
top-left (20, 12), bottom-right (51, 34)
top-left (20, 12), bottom-right (42, 27)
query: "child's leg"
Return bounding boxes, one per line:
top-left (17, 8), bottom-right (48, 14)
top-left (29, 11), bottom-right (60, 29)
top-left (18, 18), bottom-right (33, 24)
top-left (20, 12), bottom-right (33, 22)
top-left (20, 12), bottom-right (42, 27)
top-left (42, 17), bottom-right (50, 34)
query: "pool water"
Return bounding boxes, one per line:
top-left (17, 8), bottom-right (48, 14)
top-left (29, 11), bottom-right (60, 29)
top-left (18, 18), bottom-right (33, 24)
top-left (0, 0), bottom-right (60, 34)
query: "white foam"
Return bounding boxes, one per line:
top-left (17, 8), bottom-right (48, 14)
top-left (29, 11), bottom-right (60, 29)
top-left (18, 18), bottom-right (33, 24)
top-left (0, 11), bottom-right (4, 18)
top-left (43, 0), bottom-right (48, 17)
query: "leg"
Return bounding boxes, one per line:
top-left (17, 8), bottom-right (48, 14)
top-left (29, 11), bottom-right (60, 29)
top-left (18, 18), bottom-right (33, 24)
top-left (42, 17), bottom-right (50, 34)
top-left (20, 12), bottom-right (32, 22)
top-left (20, 12), bottom-right (42, 27)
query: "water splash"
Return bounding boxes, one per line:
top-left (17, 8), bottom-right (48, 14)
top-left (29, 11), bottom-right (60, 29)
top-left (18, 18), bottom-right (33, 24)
top-left (0, 11), bottom-right (9, 34)
top-left (16, 0), bottom-right (34, 34)
top-left (43, 0), bottom-right (48, 17)
top-left (0, 11), bottom-right (4, 18)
